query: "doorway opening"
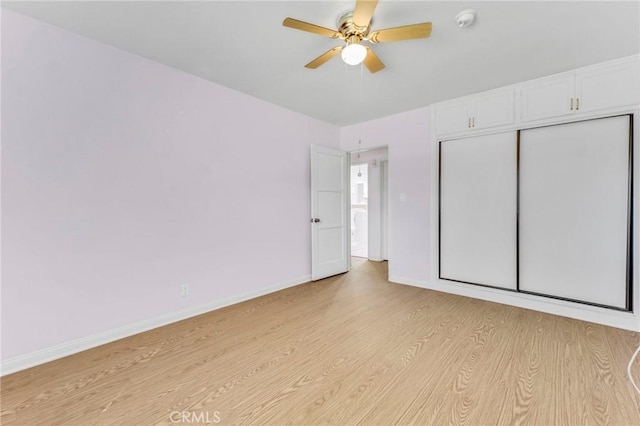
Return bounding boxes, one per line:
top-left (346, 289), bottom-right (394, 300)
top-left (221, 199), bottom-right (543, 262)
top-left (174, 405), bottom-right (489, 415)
top-left (349, 147), bottom-right (389, 263)
top-left (351, 163), bottom-right (369, 258)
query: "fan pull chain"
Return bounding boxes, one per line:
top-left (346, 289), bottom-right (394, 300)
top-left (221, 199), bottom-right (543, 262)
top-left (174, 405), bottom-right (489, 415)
top-left (360, 61), bottom-right (364, 95)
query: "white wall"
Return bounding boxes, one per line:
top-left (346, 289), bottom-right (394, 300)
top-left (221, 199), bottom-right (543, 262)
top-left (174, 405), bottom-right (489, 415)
top-left (1, 10), bottom-right (339, 363)
top-left (341, 108), bottom-right (431, 282)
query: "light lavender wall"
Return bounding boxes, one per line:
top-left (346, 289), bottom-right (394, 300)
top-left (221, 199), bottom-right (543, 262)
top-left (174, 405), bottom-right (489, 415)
top-left (341, 107), bottom-right (431, 282)
top-left (1, 10), bottom-right (339, 359)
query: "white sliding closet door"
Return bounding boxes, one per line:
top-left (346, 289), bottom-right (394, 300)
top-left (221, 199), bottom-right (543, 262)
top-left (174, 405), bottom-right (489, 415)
top-left (519, 116), bottom-right (631, 309)
top-left (440, 132), bottom-right (518, 289)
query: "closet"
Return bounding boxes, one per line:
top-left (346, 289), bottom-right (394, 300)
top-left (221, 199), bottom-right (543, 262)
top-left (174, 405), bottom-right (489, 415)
top-left (433, 55), bottom-right (638, 322)
top-left (439, 115), bottom-right (632, 310)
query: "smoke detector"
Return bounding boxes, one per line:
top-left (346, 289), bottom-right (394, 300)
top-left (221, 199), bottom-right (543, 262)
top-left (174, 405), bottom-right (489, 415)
top-left (455, 9), bottom-right (476, 28)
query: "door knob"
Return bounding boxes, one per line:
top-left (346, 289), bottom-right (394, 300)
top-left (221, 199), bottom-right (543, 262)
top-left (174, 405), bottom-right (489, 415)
top-left (314, 218), bottom-right (321, 223)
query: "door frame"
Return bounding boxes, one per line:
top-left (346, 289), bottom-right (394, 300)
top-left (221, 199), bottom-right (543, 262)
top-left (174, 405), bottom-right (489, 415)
top-left (381, 160), bottom-right (389, 261)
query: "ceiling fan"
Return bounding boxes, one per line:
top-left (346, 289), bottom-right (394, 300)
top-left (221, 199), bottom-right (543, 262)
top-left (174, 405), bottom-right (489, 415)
top-left (282, 0), bottom-right (432, 73)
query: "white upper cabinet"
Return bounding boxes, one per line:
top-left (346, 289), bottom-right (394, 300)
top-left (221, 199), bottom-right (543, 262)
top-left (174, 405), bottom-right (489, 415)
top-left (436, 102), bottom-right (472, 135)
top-left (435, 89), bottom-right (515, 136)
top-left (576, 59), bottom-right (640, 114)
top-left (521, 56), bottom-right (639, 123)
top-left (434, 55), bottom-right (639, 136)
top-left (474, 91), bottom-right (515, 130)
top-left (520, 75), bottom-right (574, 122)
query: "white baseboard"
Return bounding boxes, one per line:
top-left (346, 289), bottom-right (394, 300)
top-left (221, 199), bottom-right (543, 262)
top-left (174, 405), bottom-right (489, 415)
top-left (388, 275), bottom-right (640, 332)
top-left (1, 275), bottom-right (311, 376)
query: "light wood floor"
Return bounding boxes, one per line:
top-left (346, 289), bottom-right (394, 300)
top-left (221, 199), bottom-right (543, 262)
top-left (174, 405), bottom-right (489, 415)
top-left (2, 258), bottom-right (640, 425)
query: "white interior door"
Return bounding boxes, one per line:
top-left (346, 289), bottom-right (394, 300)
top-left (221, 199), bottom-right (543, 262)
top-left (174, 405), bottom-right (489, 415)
top-left (311, 145), bottom-right (349, 280)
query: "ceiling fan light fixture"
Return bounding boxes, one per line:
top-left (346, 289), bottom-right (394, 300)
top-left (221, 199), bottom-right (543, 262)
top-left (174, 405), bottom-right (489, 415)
top-left (341, 43), bottom-right (367, 65)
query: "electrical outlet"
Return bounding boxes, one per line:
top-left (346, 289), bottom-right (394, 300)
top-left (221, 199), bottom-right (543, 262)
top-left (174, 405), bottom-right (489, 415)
top-left (181, 284), bottom-right (189, 297)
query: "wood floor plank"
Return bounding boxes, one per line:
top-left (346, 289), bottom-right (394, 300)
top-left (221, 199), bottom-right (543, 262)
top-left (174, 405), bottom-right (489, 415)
top-left (2, 258), bottom-right (640, 425)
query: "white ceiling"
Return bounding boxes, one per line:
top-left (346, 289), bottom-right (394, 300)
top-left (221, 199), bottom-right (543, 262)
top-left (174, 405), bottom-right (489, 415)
top-left (3, 1), bottom-right (639, 126)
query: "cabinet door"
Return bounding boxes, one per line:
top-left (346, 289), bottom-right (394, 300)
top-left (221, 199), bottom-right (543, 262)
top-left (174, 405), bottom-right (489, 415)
top-left (439, 132), bottom-right (518, 289)
top-left (576, 58), bottom-right (640, 114)
top-left (521, 74), bottom-right (574, 122)
top-left (519, 116), bottom-right (631, 309)
top-left (436, 102), bottom-right (471, 135)
top-left (473, 90), bottom-right (515, 130)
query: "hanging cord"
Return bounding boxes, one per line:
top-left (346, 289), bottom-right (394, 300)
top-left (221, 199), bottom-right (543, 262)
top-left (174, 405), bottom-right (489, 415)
top-left (628, 343), bottom-right (640, 395)
top-left (357, 139), bottom-right (362, 176)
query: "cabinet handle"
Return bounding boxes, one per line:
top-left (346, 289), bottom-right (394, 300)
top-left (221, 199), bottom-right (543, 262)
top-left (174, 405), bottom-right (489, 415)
top-left (570, 98), bottom-right (574, 110)
top-left (472, 117), bottom-right (475, 128)
top-left (468, 117), bottom-right (471, 128)
top-left (576, 98), bottom-right (580, 110)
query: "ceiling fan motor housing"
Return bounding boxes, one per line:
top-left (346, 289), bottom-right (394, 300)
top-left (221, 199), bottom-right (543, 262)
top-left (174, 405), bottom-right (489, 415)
top-left (337, 11), bottom-right (371, 41)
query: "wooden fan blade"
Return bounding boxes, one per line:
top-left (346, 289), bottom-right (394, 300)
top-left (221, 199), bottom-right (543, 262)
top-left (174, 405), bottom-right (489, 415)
top-left (353, 0), bottom-right (379, 28)
top-left (283, 17), bottom-right (340, 38)
top-left (363, 47), bottom-right (385, 73)
top-left (305, 46), bottom-right (343, 69)
top-left (369, 22), bottom-right (432, 43)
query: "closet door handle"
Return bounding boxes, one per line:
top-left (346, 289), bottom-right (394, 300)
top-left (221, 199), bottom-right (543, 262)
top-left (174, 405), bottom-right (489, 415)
top-left (576, 98), bottom-right (580, 110)
top-left (472, 117), bottom-right (475, 128)
top-left (468, 118), bottom-right (471, 128)
top-left (570, 98), bottom-right (574, 110)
